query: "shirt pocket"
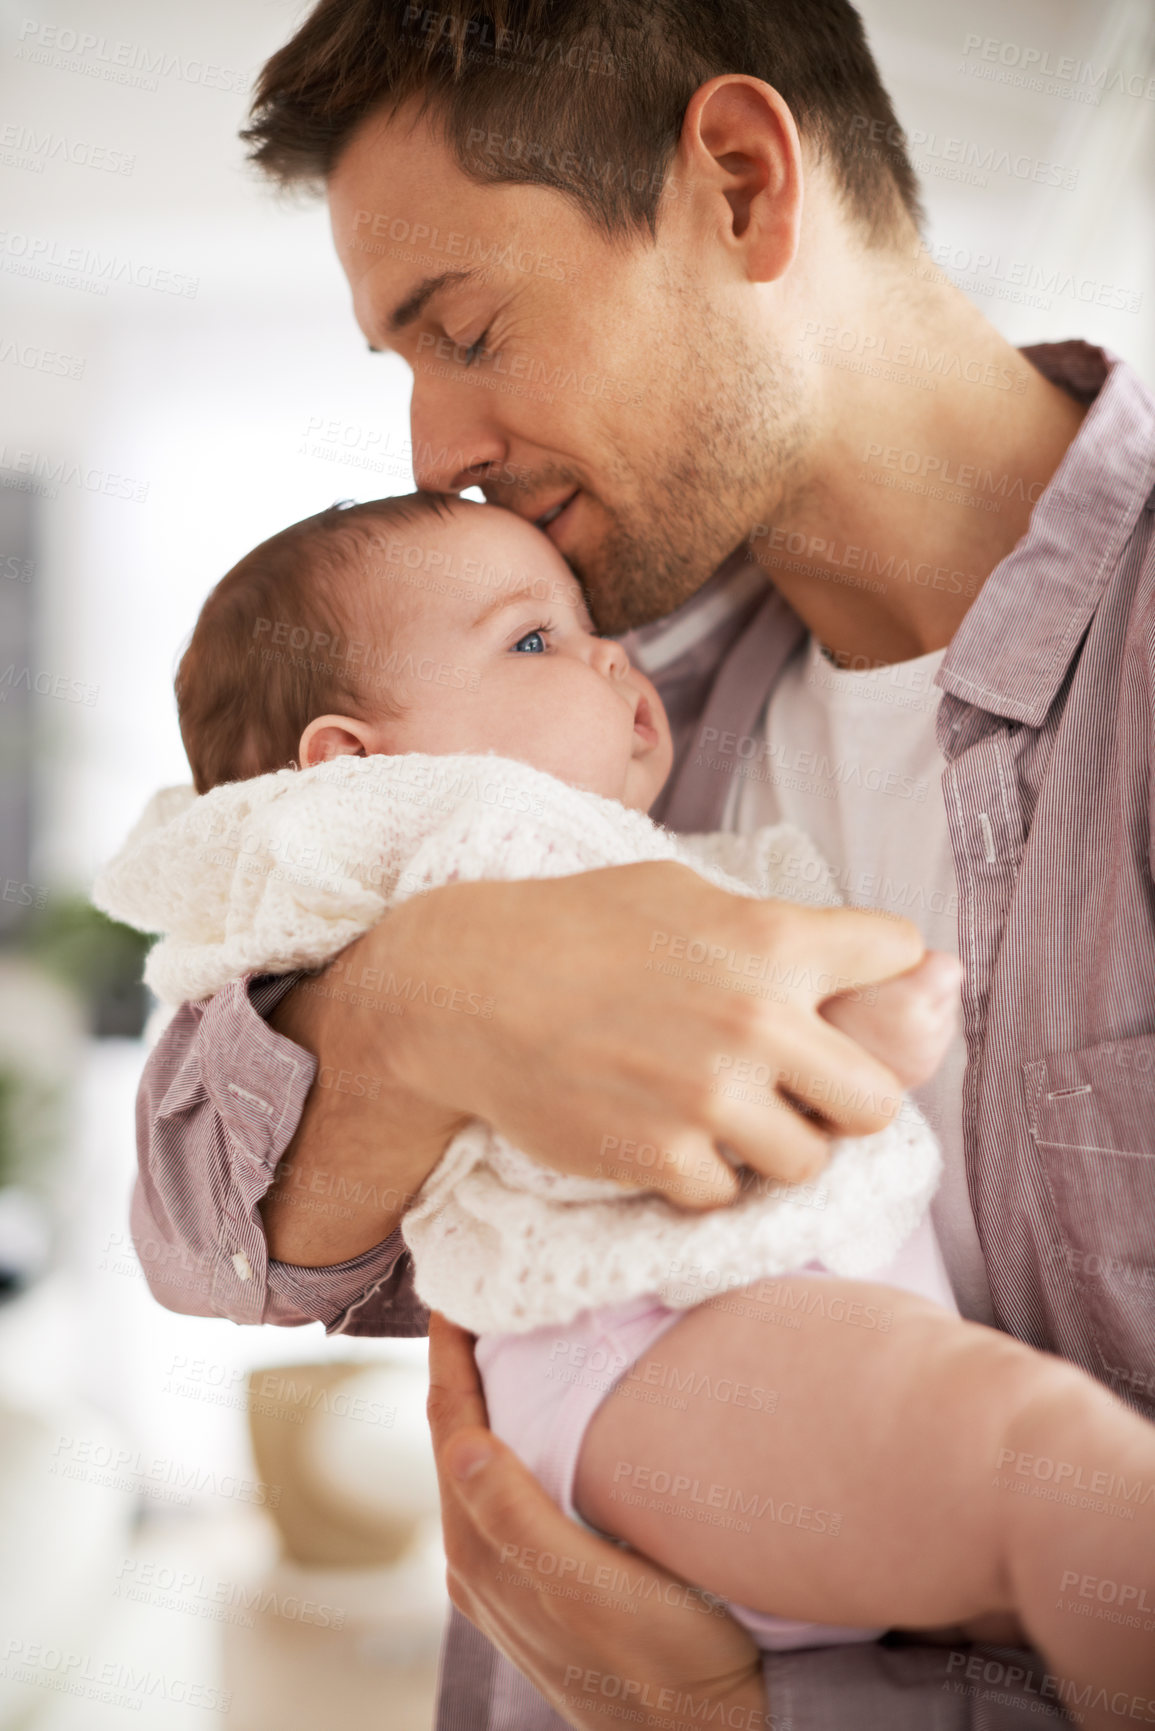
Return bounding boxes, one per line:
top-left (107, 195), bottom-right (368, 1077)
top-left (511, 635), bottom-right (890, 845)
top-left (1024, 1034), bottom-right (1155, 1392)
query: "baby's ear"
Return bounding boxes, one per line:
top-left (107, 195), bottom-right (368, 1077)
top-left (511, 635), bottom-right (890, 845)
top-left (298, 715), bottom-right (373, 768)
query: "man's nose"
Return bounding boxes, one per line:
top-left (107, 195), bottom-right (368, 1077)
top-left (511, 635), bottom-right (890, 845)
top-left (410, 370), bottom-right (508, 493)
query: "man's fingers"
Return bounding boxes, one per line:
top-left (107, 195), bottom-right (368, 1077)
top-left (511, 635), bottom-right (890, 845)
top-left (427, 1315), bottom-right (510, 1594)
top-left (722, 1099), bottom-right (833, 1187)
top-left (447, 1427), bottom-right (697, 1602)
top-left (451, 1432), bottom-right (585, 1554)
top-left (437, 1418), bottom-right (636, 1646)
top-left (712, 1010), bottom-right (905, 1147)
top-left (621, 1129), bottom-right (741, 1212)
top-left (782, 904), bottom-right (926, 1000)
top-left (428, 1316), bottom-right (591, 1585)
top-left (438, 1425), bottom-right (764, 1727)
top-left (780, 1015), bottom-right (907, 1136)
top-left (427, 1312), bottom-right (488, 1452)
top-left (604, 1011), bottom-right (907, 1205)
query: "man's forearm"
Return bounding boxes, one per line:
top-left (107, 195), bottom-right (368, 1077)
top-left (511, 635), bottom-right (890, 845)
top-left (263, 966), bottom-right (466, 1265)
top-left (259, 862), bottom-right (925, 1263)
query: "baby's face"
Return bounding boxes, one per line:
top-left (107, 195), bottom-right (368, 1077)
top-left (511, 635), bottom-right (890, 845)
top-left (302, 501), bottom-right (673, 812)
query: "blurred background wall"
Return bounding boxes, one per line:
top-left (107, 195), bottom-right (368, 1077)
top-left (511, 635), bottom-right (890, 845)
top-left (0, 0), bottom-right (1152, 1727)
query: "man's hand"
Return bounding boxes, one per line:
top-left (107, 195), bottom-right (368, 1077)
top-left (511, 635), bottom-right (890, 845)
top-left (427, 1314), bottom-right (765, 1731)
top-left (387, 862), bottom-right (923, 1203)
top-left (265, 861), bottom-right (924, 1262)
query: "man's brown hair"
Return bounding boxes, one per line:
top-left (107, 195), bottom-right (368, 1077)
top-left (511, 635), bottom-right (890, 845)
top-left (243, 0), bottom-right (922, 246)
top-left (176, 492), bottom-right (452, 794)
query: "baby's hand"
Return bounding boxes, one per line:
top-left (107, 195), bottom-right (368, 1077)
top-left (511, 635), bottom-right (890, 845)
top-left (820, 950), bottom-right (961, 1090)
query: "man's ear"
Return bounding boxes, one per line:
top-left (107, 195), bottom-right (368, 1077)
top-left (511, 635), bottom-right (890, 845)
top-left (298, 714), bottom-right (377, 768)
top-left (676, 74), bottom-right (804, 284)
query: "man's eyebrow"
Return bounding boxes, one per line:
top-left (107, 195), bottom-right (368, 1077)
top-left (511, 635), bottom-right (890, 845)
top-left (385, 268), bottom-right (481, 334)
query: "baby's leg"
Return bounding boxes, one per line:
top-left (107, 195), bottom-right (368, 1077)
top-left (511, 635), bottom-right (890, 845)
top-left (574, 1279), bottom-right (1155, 1725)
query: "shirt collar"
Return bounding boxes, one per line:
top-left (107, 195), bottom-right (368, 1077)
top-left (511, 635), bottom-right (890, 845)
top-left (621, 545), bottom-right (768, 676)
top-left (937, 342), bottom-right (1155, 726)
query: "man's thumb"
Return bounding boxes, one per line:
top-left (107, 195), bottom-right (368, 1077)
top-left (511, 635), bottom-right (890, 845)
top-left (447, 1431), bottom-right (497, 1484)
top-left (444, 1426), bottom-right (584, 1561)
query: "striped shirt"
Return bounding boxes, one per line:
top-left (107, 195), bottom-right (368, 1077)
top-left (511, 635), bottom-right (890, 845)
top-left (134, 341), bottom-right (1154, 1729)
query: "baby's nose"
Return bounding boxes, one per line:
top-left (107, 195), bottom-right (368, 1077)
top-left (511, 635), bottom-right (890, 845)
top-left (591, 636), bottom-right (629, 678)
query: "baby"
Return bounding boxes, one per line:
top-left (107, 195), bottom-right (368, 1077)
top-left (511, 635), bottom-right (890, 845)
top-left (98, 493), bottom-right (1155, 1724)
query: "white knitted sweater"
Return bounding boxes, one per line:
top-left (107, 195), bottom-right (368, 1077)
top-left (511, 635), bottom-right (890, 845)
top-left (95, 753), bottom-right (940, 1334)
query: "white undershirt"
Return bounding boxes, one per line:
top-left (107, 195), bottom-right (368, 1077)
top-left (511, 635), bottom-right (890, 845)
top-left (725, 632), bottom-right (995, 1325)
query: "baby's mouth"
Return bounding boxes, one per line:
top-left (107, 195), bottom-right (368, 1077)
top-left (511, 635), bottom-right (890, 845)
top-left (632, 693), bottom-right (659, 749)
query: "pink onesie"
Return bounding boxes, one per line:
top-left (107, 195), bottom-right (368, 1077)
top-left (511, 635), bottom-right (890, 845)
top-left (475, 1211), bottom-right (956, 1650)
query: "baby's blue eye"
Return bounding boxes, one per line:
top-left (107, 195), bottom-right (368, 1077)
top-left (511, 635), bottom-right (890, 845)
top-left (513, 630), bottom-right (546, 654)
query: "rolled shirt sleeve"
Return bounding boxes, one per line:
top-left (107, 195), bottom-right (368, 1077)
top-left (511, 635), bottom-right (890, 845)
top-left (132, 973), bottom-right (428, 1336)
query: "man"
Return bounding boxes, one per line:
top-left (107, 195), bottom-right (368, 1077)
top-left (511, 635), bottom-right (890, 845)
top-left (135, 1), bottom-right (1155, 1726)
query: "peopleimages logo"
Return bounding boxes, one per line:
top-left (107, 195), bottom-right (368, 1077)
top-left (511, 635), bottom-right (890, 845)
top-left (0, 1641), bottom-right (231, 1715)
top-left (15, 20), bottom-right (249, 95)
top-left (959, 34), bottom-right (1155, 103)
top-left (0, 124), bottom-right (135, 176)
top-left (919, 242), bottom-right (1141, 315)
top-left (0, 230), bottom-right (198, 299)
top-left (0, 445), bottom-right (148, 503)
top-left (849, 116), bottom-right (1078, 190)
top-left (0, 337), bottom-right (85, 379)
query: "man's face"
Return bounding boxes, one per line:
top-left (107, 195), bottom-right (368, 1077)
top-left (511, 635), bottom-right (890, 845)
top-left (328, 100), bottom-right (805, 633)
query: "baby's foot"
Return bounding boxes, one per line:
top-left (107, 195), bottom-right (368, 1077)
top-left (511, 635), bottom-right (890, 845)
top-left (820, 951), bottom-right (962, 1090)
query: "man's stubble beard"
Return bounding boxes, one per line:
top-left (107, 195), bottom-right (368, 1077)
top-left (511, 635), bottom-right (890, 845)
top-left (574, 303), bottom-right (810, 635)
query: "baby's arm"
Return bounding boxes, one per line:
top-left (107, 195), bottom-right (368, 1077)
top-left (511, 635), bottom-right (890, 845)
top-left (574, 1278), bottom-right (1155, 1729)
